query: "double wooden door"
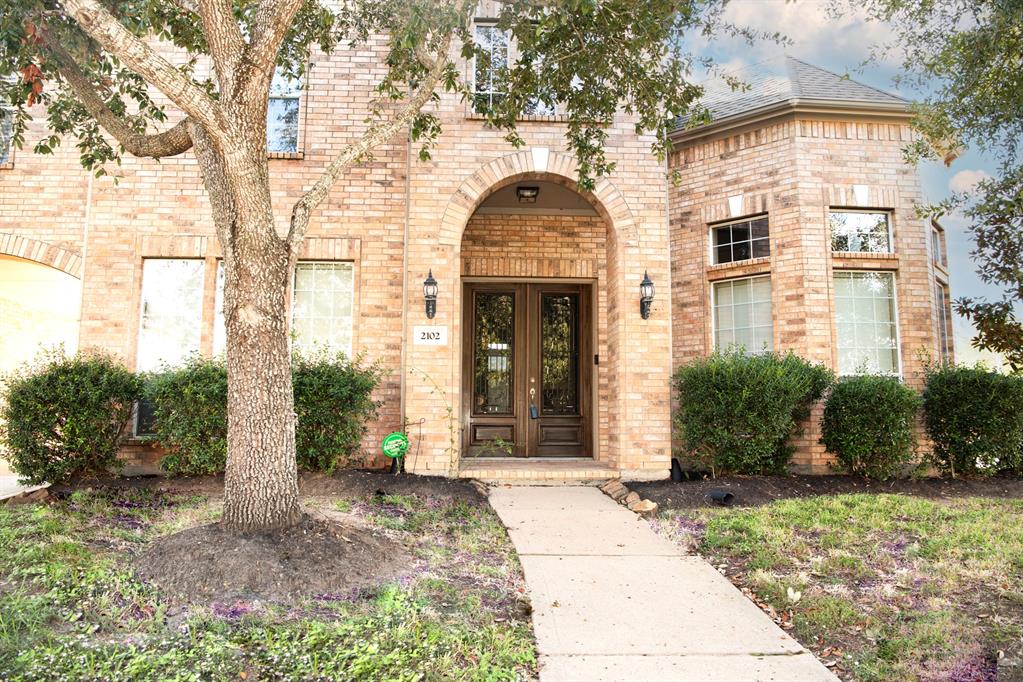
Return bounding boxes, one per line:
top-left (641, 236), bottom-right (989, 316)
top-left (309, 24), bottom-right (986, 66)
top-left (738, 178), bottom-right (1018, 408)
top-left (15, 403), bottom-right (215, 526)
top-left (462, 282), bottom-right (592, 458)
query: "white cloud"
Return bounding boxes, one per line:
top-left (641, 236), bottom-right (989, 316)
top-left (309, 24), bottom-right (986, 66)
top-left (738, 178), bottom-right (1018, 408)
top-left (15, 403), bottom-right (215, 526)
top-left (948, 169), bottom-right (992, 194)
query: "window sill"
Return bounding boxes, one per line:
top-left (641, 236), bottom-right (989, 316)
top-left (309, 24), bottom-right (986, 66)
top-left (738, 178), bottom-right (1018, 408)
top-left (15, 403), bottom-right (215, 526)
top-left (268, 151), bottom-right (304, 160)
top-left (464, 112), bottom-right (570, 123)
top-left (933, 260), bottom-right (950, 278)
top-left (706, 256), bottom-right (771, 280)
top-left (0, 162), bottom-right (12, 170)
top-left (832, 251), bottom-right (899, 270)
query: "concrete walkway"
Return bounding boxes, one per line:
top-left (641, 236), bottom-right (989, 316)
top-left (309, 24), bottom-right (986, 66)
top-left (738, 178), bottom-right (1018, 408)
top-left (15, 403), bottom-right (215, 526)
top-left (0, 475), bottom-right (46, 502)
top-left (489, 486), bottom-right (838, 682)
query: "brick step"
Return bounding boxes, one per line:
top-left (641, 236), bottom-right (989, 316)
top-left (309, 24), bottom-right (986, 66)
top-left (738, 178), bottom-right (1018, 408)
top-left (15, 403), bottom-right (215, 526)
top-left (458, 458), bottom-right (618, 485)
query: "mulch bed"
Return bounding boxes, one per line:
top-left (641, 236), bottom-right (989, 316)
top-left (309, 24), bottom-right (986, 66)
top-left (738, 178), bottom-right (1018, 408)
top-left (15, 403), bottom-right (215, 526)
top-left (58, 468), bottom-right (486, 505)
top-left (138, 513), bottom-right (411, 603)
top-left (631, 474), bottom-right (1023, 510)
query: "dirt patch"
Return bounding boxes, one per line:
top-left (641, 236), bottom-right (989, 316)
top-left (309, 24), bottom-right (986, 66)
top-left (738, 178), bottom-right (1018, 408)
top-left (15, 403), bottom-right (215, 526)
top-left (137, 514), bottom-right (411, 603)
top-left (633, 474), bottom-right (1023, 510)
top-left (60, 469), bottom-right (486, 505)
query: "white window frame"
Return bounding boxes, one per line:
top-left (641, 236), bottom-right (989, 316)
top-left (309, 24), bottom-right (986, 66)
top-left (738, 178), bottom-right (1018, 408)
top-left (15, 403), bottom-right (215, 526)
top-left (829, 209), bottom-right (894, 254)
top-left (834, 270), bottom-right (903, 376)
top-left (708, 215), bottom-right (770, 265)
top-left (710, 274), bottom-right (773, 354)
top-left (931, 225), bottom-right (946, 267)
top-left (290, 260), bottom-right (356, 357)
top-left (0, 106), bottom-right (12, 166)
top-left (934, 280), bottom-right (952, 363)
top-left (471, 22), bottom-right (509, 114)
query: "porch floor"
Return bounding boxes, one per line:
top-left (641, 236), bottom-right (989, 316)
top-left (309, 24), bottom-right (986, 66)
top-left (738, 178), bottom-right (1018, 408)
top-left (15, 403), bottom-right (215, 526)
top-left (458, 458), bottom-right (618, 485)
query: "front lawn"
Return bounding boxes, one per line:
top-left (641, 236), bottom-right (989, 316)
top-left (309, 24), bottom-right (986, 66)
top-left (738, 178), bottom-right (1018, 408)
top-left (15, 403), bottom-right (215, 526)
top-left (0, 479), bottom-right (535, 681)
top-left (652, 492), bottom-right (1023, 681)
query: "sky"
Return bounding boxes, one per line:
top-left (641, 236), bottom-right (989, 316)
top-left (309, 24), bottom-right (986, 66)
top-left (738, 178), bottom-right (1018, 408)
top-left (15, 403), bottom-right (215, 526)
top-left (690, 0), bottom-right (1006, 367)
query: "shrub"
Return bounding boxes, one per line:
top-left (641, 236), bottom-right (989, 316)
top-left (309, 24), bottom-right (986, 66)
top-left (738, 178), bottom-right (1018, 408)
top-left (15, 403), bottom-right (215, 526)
top-left (293, 352), bottom-right (380, 473)
top-left (820, 375), bottom-right (921, 479)
top-left (673, 350), bottom-right (833, 475)
top-left (144, 357), bottom-right (227, 476)
top-left (146, 353), bottom-right (380, 475)
top-left (0, 351), bottom-right (141, 484)
top-left (923, 364), bottom-right (1023, 476)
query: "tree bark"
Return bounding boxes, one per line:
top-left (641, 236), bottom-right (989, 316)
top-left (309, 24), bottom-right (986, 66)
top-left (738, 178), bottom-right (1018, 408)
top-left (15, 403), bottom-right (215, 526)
top-left (192, 125), bottom-right (302, 533)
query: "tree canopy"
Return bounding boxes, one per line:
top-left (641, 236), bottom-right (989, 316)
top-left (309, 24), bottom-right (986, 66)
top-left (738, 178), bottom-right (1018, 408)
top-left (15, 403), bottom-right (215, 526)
top-left (843, 0), bottom-right (1023, 370)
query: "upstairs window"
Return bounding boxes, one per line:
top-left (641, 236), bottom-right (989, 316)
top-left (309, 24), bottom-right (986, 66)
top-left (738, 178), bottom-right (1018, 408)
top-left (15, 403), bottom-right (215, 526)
top-left (830, 210), bottom-right (892, 253)
top-left (931, 225), bottom-right (946, 267)
top-left (136, 259), bottom-right (205, 371)
top-left (268, 70), bottom-right (301, 153)
top-left (0, 106), bottom-right (12, 165)
top-left (711, 216), bottom-right (769, 264)
top-left (473, 24), bottom-right (508, 114)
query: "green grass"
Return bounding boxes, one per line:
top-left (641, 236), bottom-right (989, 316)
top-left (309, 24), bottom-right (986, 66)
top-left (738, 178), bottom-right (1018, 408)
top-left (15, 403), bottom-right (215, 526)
top-left (0, 488), bottom-right (535, 681)
top-left (655, 493), bottom-right (1023, 680)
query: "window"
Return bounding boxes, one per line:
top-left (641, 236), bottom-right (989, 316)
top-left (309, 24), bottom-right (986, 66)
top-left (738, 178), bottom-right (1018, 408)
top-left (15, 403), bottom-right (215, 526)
top-left (711, 216), bottom-right (769, 264)
top-left (713, 275), bottom-right (772, 353)
top-left (934, 281), bottom-right (952, 363)
top-left (213, 261), bottom-right (226, 356)
top-left (291, 262), bottom-right (355, 356)
top-left (834, 271), bottom-right (900, 375)
top-left (931, 226), bottom-right (946, 267)
top-left (473, 24), bottom-right (509, 114)
top-left (136, 259), bottom-right (205, 372)
top-left (0, 107), bottom-right (11, 165)
top-left (268, 69), bottom-right (301, 153)
top-left (830, 211), bottom-right (892, 253)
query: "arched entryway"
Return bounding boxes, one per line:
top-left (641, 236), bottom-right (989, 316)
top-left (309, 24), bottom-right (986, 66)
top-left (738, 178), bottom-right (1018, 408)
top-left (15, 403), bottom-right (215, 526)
top-left (403, 149), bottom-right (671, 481)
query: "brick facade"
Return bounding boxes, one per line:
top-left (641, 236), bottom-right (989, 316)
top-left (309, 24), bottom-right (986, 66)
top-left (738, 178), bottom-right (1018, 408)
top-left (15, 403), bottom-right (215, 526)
top-left (0, 39), bottom-right (950, 478)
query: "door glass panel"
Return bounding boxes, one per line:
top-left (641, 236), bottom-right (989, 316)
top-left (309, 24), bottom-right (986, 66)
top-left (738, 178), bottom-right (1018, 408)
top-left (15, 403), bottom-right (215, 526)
top-left (473, 293), bottom-right (514, 415)
top-left (541, 294), bottom-right (579, 415)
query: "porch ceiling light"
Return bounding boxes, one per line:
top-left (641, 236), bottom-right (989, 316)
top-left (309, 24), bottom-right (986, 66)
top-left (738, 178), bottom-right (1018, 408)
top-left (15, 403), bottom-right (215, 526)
top-left (516, 186), bottom-right (539, 203)
top-left (423, 270), bottom-right (438, 319)
top-left (640, 271), bottom-right (655, 319)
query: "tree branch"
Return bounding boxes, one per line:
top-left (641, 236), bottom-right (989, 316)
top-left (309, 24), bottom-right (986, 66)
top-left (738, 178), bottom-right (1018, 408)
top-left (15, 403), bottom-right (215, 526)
top-left (195, 0), bottom-right (247, 88)
top-left (52, 43), bottom-right (193, 158)
top-left (59, 0), bottom-right (227, 137)
top-left (286, 38), bottom-right (453, 253)
top-left (246, 0), bottom-right (306, 75)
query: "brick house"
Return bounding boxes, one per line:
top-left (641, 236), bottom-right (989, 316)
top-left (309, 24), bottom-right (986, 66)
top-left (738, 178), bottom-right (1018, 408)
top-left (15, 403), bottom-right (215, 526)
top-left (0, 30), bottom-right (953, 481)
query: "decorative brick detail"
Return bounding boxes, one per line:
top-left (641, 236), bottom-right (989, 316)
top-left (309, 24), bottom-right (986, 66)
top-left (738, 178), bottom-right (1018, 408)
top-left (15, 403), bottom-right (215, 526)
top-left (0, 232), bottom-right (82, 277)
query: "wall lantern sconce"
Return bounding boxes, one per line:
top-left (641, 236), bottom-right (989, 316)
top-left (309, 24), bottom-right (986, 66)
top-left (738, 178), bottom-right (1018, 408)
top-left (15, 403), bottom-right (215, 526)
top-left (423, 270), bottom-right (438, 319)
top-left (640, 271), bottom-right (655, 319)
top-left (516, 186), bottom-right (539, 203)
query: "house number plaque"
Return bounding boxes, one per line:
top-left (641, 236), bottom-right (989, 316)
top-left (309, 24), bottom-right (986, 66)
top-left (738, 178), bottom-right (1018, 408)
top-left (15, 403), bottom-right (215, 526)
top-left (413, 325), bottom-right (447, 346)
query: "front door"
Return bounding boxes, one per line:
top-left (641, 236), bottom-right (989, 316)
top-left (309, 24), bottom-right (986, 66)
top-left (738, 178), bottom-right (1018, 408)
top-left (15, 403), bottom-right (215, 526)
top-left (463, 282), bottom-right (592, 457)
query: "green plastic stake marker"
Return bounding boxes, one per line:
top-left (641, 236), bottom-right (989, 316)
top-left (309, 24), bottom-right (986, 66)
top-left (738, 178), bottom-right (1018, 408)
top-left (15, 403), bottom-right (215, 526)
top-left (381, 432), bottom-right (409, 459)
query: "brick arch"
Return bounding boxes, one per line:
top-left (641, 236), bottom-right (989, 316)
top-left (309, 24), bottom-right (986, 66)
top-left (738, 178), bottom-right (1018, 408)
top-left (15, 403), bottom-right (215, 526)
top-left (438, 149), bottom-right (639, 246)
top-left (0, 233), bottom-right (83, 278)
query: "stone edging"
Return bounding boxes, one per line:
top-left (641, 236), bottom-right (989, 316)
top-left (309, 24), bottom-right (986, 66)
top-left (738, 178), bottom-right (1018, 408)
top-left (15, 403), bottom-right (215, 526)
top-left (598, 480), bottom-right (658, 516)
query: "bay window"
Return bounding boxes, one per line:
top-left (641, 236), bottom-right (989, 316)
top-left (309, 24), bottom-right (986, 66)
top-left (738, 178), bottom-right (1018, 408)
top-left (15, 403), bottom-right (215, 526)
top-left (834, 271), bottom-right (900, 374)
top-left (711, 216), bottom-right (770, 264)
top-left (830, 211), bottom-right (892, 253)
top-left (712, 275), bottom-right (773, 353)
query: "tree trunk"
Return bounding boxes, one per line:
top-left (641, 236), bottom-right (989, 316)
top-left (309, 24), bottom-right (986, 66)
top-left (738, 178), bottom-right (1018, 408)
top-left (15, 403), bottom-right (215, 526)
top-left (191, 124), bottom-right (302, 533)
top-left (221, 236), bottom-right (302, 532)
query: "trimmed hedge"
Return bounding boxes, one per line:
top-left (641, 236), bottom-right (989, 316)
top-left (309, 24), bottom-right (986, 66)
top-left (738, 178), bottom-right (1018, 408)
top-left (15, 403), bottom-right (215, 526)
top-left (820, 375), bottom-right (921, 479)
top-left (923, 364), bottom-right (1023, 477)
top-left (673, 350), bottom-right (833, 475)
top-left (0, 351), bottom-right (142, 484)
top-left (143, 356), bottom-right (227, 476)
top-left (145, 353), bottom-right (380, 475)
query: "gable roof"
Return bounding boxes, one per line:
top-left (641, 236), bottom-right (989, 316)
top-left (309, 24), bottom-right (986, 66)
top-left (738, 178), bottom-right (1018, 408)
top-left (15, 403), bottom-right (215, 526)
top-left (673, 56), bottom-right (909, 135)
